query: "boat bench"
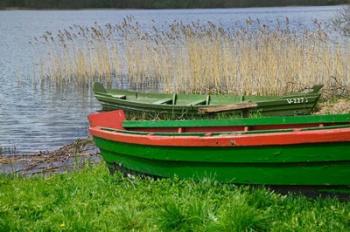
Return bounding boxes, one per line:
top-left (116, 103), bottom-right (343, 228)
top-left (110, 94), bottom-right (126, 99)
top-left (123, 114), bottom-right (350, 129)
top-left (153, 94), bottom-right (177, 105)
top-left (153, 98), bottom-right (173, 104)
top-left (187, 99), bottom-right (207, 106)
top-left (187, 95), bottom-right (210, 106)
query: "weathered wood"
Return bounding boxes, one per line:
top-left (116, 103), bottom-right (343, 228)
top-left (206, 95), bottom-right (210, 105)
top-left (199, 102), bottom-right (257, 114)
top-left (123, 113), bottom-right (350, 129)
top-left (153, 98), bottom-right (173, 105)
top-left (172, 93), bottom-right (177, 105)
top-left (187, 99), bottom-right (207, 106)
top-left (93, 82), bottom-right (322, 117)
top-left (89, 110), bottom-right (350, 185)
top-left (110, 94), bottom-right (126, 99)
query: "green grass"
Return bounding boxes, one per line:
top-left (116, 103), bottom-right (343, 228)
top-left (0, 164), bottom-right (349, 231)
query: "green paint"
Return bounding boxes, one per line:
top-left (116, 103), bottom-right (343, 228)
top-left (123, 113), bottom-right (350, 128)
top-left (93, 82), bottom-right (322, 117)
top-left (93, 137), bottom-right (350, 186)
top-left (103, 124), bottom-right (350, 137)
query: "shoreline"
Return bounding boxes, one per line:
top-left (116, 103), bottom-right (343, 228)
top-left (0, 138), bottom-right (101, 176)
top-left (1, 98), bottom-right (350, 176)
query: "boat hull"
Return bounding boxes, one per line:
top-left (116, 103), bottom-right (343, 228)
top-left (93, 83), bottom-right (322, 117)
top-left (94, 137), bottom-right (350, 186)
top-left (96, 97), bottom-right (319, 117)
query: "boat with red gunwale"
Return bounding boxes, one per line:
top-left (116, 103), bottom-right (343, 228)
top-left (88, 110), bottom-right (350, 186)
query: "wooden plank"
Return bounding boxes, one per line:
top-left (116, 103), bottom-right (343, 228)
top-left (172, 94), bottom-right (177, 105)
top-left (206, 95), bottom-right (210, 105)
top-left (92, 124), bottom-right (350, 147)
top-left (110, 94), bottom-right (126, 99)
top-left (93, 82), bottom-right (322, 117)
top-left (123, 113), bottom-right (350, 128)
top-left (198, 102), bottom-right (258, 114)
top-left (187, 99), bottom-right (207, 106)
top-left (153, 98), bottom-right (173, 104)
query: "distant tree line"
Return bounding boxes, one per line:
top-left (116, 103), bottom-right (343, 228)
top-left (0, 0), bottom-right (348, 9)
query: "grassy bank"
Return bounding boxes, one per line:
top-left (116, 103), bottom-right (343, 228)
top-left (35, 17), bottom-right (350, 96)
top-left (0, 164), bottom-right (349, 231)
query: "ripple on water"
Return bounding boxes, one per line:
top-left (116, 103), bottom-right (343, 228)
top-left (0, 7), bottom-right (343, 153)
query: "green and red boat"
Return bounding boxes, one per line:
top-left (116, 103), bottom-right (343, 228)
top-left (89, 110), bottom-right (350, 186)
top-left (93, 82), bottom-right (323, 117)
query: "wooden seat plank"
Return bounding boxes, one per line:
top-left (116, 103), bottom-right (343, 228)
top-left (153, 98), bottom-right (173, 105)
top-left (110, 94), bottom-right (126, 99)
top-left (187, 99), bottom-right (207, 106)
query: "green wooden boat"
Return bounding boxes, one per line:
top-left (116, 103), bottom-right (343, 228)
top-left (89, 110), bottom-right (350, 186)
top-left (93, 82), bottom-right (323, 117)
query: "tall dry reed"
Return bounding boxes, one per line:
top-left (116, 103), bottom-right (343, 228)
top-left (33, 16), bottom-right (350, 96)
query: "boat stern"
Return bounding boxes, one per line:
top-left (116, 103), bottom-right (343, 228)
top-left (88, 110), bottom-right (125, 130)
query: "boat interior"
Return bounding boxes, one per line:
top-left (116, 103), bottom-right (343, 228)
top-left (97, 113), bottom-right (350, 136)
top-left (94, 83), bottom-right (322, 106)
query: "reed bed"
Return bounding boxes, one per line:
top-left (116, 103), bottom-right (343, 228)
top-left (33, 16), bottom-right (350, 96)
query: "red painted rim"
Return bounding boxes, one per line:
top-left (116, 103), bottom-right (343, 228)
top-left (88, 110), bottom-right (350, 147)
top-left (89, 127), bottom-right (350, 147)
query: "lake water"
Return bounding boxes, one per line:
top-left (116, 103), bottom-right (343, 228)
top-left (0, 6), bottom-right (344, 153)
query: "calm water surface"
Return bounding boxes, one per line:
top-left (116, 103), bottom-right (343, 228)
top-left (0, 6), bottom-right (343, 153)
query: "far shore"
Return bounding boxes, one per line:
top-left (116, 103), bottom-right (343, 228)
top-left (0, 4), bottom-right (346, 11)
